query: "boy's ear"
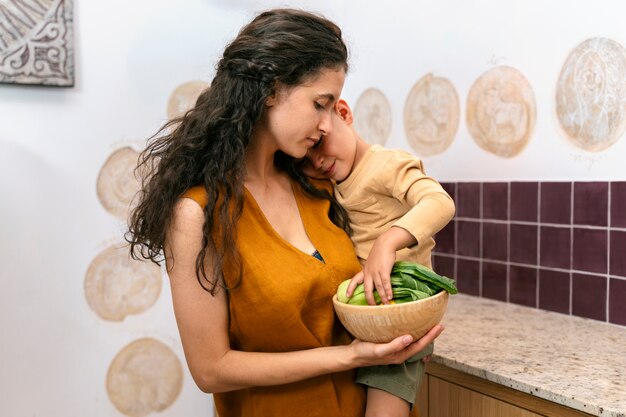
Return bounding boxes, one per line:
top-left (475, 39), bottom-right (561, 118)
top-left (335, 99), bottom-right (354, 125)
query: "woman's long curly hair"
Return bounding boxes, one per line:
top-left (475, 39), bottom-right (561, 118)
top-left (126, 9), bottom-right (352, 295)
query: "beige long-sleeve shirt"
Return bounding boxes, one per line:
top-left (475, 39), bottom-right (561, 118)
top-left (334, 145), bottom-right (455, 268)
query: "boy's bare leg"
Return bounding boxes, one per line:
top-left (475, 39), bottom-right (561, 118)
top-left (365, 387), bottom-right (410, 417)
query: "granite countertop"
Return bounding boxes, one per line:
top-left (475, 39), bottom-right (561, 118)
top-left (433, 294), bottom-right (626, 417)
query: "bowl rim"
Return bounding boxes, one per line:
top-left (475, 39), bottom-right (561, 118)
top-left (332, 289), bottom-right (448, 311)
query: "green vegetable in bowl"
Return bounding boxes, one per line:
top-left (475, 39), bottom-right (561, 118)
top-left (337, 260), bottom-right (458, 306)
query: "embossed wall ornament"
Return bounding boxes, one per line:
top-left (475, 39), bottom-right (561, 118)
top-left (403, 74), bottom-right (460, 156)
top-left (84, 245), bottom-right (162, 322)
top-left (107, 338), bottom-right (183, 417)
top-left (166, 80), bottom-right (209, 120)
top-left (96, 147), bottom-right (141, 221)
top-left (556, 37), bottom-right (626, 152)
top-left (0, 0), bottom-right (74, 86)
top-left (353, 88), bottom-right (392, 145)
top-left (466, 66), bottom-right (536, 158)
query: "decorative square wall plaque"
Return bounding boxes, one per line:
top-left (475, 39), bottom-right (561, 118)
top-left (0, 0), bottom-right (74, 87)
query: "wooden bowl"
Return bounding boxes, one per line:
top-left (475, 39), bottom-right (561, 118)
top-left (332, 290), bottom-right (449, 343)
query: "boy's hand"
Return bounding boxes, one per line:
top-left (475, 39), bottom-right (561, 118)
top-left (349, 227), bottom-right (418, 305)
top-left (360, 238), bottom-right (396, 305)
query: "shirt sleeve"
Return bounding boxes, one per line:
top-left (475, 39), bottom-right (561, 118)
top-left (376, 150), bottom-right (455, 246)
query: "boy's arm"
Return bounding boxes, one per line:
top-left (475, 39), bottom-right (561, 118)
top-left (381, 152), bottom-right (455, 250)
top-left (356, 151), bottom-right (455, 304)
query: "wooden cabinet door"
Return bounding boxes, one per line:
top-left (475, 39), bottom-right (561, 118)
top-left (422, 363), bottom-right (593, 417)
top-left (428, 376), bottom-right (543, 417)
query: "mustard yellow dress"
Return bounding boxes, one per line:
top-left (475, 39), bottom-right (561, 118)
top-left (184, 180), bottom-right (366, 417)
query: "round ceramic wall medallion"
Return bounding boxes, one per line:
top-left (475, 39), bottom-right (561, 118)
top-left (96, 147), bottom-right (141, 221)
top-left (166, 80), bottom-right (209, 120)
top-left (353, 88), bottom-right (393, 145)
top-left (107, 338), bottom-right (183, 417)
top-left (556, 37), bottom-right (626, 152)
top-left (466, 66), bottom-right (536, 158)
top-left (404, 74), bottom-right (460, 156)
top-left (84, 245), bottom-right (162, 322)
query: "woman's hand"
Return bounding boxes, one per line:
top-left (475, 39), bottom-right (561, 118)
top-left (349, 324), bottom-right (444, 367)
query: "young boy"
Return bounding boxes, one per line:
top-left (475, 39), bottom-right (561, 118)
top-left (300, 99), bottom-right (455, 417)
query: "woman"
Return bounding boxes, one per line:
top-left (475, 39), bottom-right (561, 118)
top-left (127, 9), bottom-right (443, 417)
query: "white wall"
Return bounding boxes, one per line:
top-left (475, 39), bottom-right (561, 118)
top-left (340, 0), bottom-right (626, 181)
top-left (1, 1), bottom-right (625, 416)
top-left (0, 1), bottom-right (341, 416)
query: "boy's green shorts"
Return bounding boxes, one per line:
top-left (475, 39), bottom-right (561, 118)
top-left (355, 343), bottom-right (434, 406)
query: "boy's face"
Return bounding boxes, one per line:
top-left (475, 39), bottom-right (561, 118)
top-left (300, 101), bottom-right (358, 182)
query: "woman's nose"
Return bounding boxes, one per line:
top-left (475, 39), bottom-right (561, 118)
top-left (318, 110), bottom-right (332, 136)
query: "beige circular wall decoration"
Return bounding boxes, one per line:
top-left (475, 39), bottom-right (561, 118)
top-left (166, 80), bottom-right (209, 120)
top-left (353, 88), bottom-right (392, 145)
top-left (466, 66), bottom-right (536, 158)
top-left (107, 338), bottom-right (183, 417)
top-left (84, 245), bottom-right (162, 322)
top-left (403, 74), bottom-right (460, 156)
top-left (96, 147), bottom-right (141, 221)
top-left (556, 37), bottom-right (626, 152)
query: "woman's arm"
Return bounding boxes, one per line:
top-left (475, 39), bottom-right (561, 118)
top-left (166, 198), bottom-right (444, 393)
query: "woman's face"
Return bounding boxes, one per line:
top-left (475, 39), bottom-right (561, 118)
top-left (261, 67), bottom-right (346, 159)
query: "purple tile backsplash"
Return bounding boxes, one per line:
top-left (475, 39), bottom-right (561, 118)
top-left (574, 182), bottom-right (608, 226)
top-left (510, 224), bottom-right (538, 265)
top-left (540, 226), bottom-right (571, 269)
top-left (482, 262), bottom-right (507, 301)
top-left (457, 220), bottom-right (480, 257)
top-left (511, 182), bottom-right (538, 222)
top-left (572, 273), bottom-right (607, 321)
top-left (456, 259), bottom-right (480, 296)
top-left (572, 228), bottom-right (607, 274)
top-left (610, 231), bottom-right (626, 277)
top-left (457, 183), bottom-right (481, 218)
top-left (436, 181), bottom-right (625, 327)
top-left (483, 182), bottom-right (509, 220)
top-left (609, 278), bottom-right (626, 326)
top-left (509, 266), bottom-right (537, 308)
top-left (611, 182), bottom-right (626, 228)
top-left (540, 182), bottom-right (571, 224)
top-left (539, 269), bottom-right (570, 314)
top-left (482, 222), bottom-right (508, 261)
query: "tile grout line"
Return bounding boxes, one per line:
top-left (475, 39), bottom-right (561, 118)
top-left (533, 182), bottom-right (538, 308)
top-left (569, 182), bottom-right (574, 316)
top-left (538, 182), bottom-right (543, 309)
top-left (507, 182), bottom-right (512, 304)
top-left (479, 183), bottom-right (483, 298)
top-left (535, 181), bottom-right (541, 305)
top-left (453, 184), bottom-right (458, 288)
top-left (607, 182), bottom-right (611, 323)
top-left (451, 217), bottom-right (625, 231)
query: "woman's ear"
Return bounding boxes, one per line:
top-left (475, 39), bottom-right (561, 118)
top-left (335, 99), bottom-right (354, 125)
top-left (265, 93), bottom-right (277, 107)
top-left (265, 85), bottom-right (281, 107)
